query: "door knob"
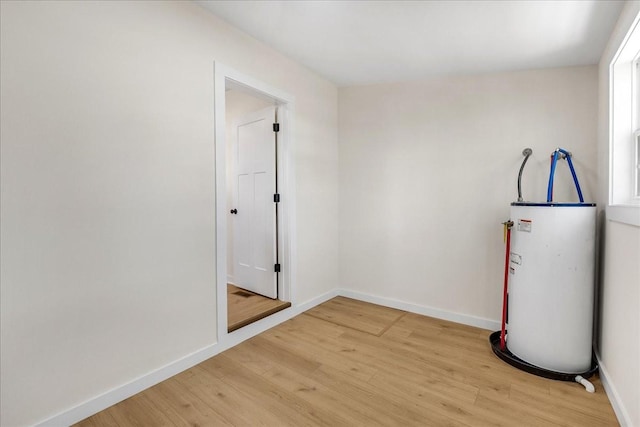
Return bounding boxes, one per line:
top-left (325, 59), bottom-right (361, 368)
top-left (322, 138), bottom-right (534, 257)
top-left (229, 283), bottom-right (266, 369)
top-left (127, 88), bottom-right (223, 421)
top-left (230, 209), bottom-right (238, 214)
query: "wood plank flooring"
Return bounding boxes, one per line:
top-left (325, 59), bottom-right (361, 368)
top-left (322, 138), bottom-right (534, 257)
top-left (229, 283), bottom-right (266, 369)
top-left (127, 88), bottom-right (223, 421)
top-left (227, 284), bottom-right (291, 332)
top-left (76, 297), bottom-right (619, 426)
top-left (305, 296), bottom-right (405, 335)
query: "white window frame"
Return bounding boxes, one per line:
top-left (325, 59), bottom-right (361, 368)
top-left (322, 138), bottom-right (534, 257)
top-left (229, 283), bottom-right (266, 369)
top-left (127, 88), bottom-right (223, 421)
top-left (609, 11), bottom-right (640, 226)
top-left (634, 129), bottom-right (640, 198)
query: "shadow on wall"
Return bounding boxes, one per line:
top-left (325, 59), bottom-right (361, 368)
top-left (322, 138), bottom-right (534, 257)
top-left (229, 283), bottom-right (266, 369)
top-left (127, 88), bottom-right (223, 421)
top-left (594, 209), bottom-right (606, 353)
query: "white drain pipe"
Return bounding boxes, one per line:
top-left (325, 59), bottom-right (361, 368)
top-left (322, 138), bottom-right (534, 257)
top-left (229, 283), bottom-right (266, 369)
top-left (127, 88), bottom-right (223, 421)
top-left (575, 375), bottom-right (595, 393)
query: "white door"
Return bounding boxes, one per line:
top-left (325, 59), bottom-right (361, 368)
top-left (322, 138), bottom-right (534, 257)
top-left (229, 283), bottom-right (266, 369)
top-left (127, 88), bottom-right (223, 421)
top-left (231, 106), bottom-right (278, 298)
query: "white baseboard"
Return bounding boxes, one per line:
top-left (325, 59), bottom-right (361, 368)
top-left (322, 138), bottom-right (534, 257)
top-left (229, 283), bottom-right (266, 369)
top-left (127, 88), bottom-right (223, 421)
top-left (595, 352), bottom-right (633, 427)
top-left (37, 343), bottom-right (224, 427)
top-left (38, 287), bottom-right (632, 427)
top-left (337, 289), bottom-right (501, 331)
top-left (37, 287), bottom-right (496, 426)
top-left (35, 288), bottom-right (339, 427)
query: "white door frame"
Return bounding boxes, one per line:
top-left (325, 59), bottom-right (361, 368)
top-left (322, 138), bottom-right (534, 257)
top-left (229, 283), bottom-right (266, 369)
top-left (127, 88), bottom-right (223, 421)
top-left (214, 62), bottom-right (296, 341)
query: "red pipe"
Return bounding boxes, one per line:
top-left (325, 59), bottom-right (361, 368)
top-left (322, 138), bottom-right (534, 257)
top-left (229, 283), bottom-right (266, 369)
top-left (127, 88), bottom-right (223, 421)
top-left (500, 222), bottom-right (512, 351)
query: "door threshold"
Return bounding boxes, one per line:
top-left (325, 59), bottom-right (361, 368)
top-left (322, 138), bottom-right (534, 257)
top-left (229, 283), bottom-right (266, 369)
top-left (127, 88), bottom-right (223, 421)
top-left (227, 284), bottom-right (291, 332)
top-left (228, 301), bottom-right (291, 332)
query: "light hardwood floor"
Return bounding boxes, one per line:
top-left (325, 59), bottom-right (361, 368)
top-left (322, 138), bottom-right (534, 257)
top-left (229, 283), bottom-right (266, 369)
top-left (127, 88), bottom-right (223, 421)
top-left (227, 284), bottom-right (291, 332)
top-left (76, 296), bottom-right (619, 426)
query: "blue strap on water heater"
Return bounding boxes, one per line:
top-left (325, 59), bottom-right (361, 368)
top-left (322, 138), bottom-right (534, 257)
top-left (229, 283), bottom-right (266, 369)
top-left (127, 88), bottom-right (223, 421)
top-left (560, 149), bottom-right (584, 203)
top-left (546, 148), bottom-right (585, 203)
top-left (546, 150), bottom-right (560, 202)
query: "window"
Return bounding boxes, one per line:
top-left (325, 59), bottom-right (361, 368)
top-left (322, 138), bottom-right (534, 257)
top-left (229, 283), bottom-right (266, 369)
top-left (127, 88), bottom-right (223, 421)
top-left (634, 57), bottom-right (640, 198)
top-left (609, 12), bottom-right (640, 226)
top-left (635, 129), bottom-right (640, 197)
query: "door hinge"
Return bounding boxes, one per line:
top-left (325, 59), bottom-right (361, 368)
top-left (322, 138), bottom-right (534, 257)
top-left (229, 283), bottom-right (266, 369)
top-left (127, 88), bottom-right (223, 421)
top-left (274, 193), bottom-right (280, 203)
top-left (274, 263), bottom-right (281, 273)
top-left (273, 123), bottom-right (280, 132)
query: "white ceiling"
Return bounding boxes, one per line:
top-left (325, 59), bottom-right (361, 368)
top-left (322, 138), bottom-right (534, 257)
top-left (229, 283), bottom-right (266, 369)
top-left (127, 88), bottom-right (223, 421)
top-left (198, 0), bottom-right (624, 87)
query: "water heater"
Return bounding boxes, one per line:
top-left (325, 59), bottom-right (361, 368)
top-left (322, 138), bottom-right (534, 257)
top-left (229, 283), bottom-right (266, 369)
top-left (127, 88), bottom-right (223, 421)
top-left (507, 202), bottom-right (596, 373)
top-left (490, 147), bottom-right (598, 391)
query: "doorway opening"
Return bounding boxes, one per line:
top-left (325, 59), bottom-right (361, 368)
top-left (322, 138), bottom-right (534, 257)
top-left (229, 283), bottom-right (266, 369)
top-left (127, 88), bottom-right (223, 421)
top-left (214, 64), bottom-right (295, 339)
top-left (225, 86), bottom-right (290, 330)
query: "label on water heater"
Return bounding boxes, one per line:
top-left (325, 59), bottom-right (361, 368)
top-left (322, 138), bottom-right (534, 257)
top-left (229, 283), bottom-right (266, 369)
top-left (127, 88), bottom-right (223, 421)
top-left (517, 219), bottom-right (532, 232)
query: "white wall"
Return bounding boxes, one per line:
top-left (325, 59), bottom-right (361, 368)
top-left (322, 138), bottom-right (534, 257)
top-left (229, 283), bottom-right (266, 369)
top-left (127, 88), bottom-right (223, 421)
top-left (4, 0), bottom-right (634, 425)
top-left (0, 1), bottom-right (338, 425)
top-left (339, 66), bottom-right (598, 324)
top-left (597, 2), bottom-right (640, 425)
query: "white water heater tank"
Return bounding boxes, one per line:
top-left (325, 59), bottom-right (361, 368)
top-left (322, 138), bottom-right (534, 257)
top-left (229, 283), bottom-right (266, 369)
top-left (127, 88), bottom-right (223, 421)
top-left (507, 202), bottom-right (596, 373)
